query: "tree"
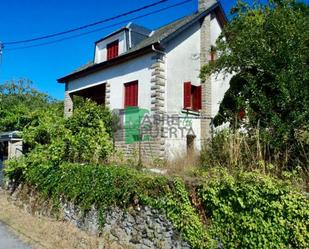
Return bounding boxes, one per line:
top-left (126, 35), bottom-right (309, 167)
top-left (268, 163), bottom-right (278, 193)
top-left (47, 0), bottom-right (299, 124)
top-left (0, 79), bottom-right (62, 132)
top-left (200, 0), bottom-right (309, 168)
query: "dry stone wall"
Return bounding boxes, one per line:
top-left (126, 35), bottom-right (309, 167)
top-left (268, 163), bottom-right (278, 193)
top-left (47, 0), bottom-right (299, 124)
top-left (9, 185), bottom-right (191, 249)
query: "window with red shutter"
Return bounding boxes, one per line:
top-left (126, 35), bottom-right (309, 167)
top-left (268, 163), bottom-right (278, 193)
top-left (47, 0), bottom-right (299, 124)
top-left (184, 82), bottom-right (191, 109)
top-left (194, 85), bottom-right (202, 110)
top-left (107, 40), bottom-right (119, 60)
top-left (124, 81), bottom-right (138, 107)
top-left (210, 51), bottom-right (217, 62)
top-left (183, 82), bottom-right (202, 111)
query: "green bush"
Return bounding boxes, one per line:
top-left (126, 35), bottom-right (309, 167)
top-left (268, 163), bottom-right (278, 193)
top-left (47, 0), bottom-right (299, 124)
top-left (66, 98), bottom-right (115, 137)
top-left (24, 163), bottom-right (168, 210)
top-left (5, 161), bottom-right (213, 249)
top-left (144, 178), bottom-right (213, 249)
top-left (22, 100), bottom-right (113, 164)
top-left (199, 168), bottom-right (309, 248)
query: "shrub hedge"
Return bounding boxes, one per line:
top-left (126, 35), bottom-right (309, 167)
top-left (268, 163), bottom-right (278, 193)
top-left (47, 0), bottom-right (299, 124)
top-left (6, 160), bottom-right (309, 249)
top-left (5, 161), bottom-right (212, 249)
top-left (199, 169), bottom-right (309, 248)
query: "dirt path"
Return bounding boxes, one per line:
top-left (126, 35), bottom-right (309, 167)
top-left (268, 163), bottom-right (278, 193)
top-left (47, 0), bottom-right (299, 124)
top-left (0, 190), bottom-right (103, 249)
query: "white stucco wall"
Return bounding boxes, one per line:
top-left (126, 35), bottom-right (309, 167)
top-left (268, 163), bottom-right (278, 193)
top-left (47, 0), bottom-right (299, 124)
top-left (210, 16), bottom-right (232, 117)
top-left (165, 22), bottom-right (201, 113)
top-left (164, 22), bottom-right (202, 159)
top-left (66, 12), bottom-right (231, 161)
top-left (68, 53), bottom-right (155, 111)
top-left (211, 73), bottom-right (231, 117)
top-left (94, 31), bottom-right (127, 64)
top-left (163, 14), bottom-right (232, 160)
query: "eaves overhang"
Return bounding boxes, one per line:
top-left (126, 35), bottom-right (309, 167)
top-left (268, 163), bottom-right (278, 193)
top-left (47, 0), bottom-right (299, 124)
top-left (57, 44), bottom-right (156, 83)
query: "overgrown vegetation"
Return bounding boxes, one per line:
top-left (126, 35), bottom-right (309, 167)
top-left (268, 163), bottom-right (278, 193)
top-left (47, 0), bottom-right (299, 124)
top-left (5, 159), bottom-right (213, 248)
top-left (199, 168), bottom-right (309, 248)
top-left (21, 100), bottom-right (113, 170)
top-left (200, 129), bottom-right (308, 188)
top-left (4, 93), bottom-right (308, 248)
top-left (6, 158), bottom-right (309, 248)
top-left (0, 79), bottom-right (62, 132)
top-left (201, 0), bottom-right (309, 171)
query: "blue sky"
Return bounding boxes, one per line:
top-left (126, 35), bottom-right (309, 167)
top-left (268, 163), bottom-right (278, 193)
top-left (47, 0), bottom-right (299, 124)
top-left (0, 0), bottom-right (306, 100)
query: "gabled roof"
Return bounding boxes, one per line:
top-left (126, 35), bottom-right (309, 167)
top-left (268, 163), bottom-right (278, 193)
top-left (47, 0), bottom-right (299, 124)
top-left (58, 0), bottom-right (224, 83)
top-left (124, 11), bottom-right (208, 55)
top-left (95, 22), bottom-right (152, 44)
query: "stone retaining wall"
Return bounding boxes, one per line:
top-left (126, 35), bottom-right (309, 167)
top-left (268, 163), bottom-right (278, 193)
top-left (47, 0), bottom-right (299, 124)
top-left (8, 185), bottom-right (191, 249)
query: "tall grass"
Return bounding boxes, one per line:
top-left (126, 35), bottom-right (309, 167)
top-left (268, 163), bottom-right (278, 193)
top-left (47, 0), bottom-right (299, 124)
top-left (200, 128), bottom-right (308, 189)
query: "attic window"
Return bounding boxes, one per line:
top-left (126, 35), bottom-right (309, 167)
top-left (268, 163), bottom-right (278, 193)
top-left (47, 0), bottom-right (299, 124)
top-left (107, 40), bottom-right (119, 60)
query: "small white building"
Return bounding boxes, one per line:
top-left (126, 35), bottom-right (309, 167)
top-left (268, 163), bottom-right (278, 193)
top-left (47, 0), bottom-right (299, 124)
top-left (58, 0), bottom-right (232, 161)
top-left (0, 131), bottom-right (23, 185)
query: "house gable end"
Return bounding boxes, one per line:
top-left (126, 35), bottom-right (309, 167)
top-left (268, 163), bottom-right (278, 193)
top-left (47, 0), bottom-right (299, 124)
top-left (57, 1), bottom-right (227, 84)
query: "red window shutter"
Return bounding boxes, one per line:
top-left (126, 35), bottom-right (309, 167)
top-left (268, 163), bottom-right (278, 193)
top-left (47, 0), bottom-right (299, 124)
top-left (129, 83), bottom-right (133, 106)
top-left (195, 85), bottom-right (202, 110)
top-left (114, 42), bottom-right (119, 57)
top-left (107, 42), bottom-right (111, 60)
top-left (107, 40), bottom-right (119, 60)
top-left (111, 43), bottom-right (115, 58)
top-left (238, 109), bottom-right (246, 119)
top-left (184, 82), bottom-right (191, 109)
top-left (133, 82), bottom-right (138, 106)
top-left (210, 51), bottom-right (215, 62)
top-left (210, 50), bottom-right (217, 62)
top-left (107, 46), bottom-right (110, 60)
top-left (124, 81), bottom-right (138, 107)
top-left (124, 83), bottom-right (129, 107)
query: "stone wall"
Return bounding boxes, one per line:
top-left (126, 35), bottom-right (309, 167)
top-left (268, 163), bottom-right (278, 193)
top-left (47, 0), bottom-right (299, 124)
top-left (64, 83), bottom-right (73, 117)
top-left (105, 82), bottom-right (111, 109)
top-left (200, 13), bottom-right (212, 143)
top-left (8, 185), bottom-right (191, 249)
top-left (114, 139), bottom-right (164, 163)
top-left (8, 140), bottom-right (23, 159)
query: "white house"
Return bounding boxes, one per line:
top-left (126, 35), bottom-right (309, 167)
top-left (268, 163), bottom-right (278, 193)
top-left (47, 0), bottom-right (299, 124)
top-left (58, 0), bottom-right (232, 161)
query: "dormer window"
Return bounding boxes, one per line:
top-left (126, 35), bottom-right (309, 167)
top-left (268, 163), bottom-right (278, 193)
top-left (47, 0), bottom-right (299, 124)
top-left (94, 24), bottom-right (152, 63)
top-left (107, 40), bottom-right (119, 60)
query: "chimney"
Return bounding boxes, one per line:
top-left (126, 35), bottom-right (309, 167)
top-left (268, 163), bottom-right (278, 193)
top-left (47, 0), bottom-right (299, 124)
top-left (199, 0), bottom-right (213, 142)
top-left (199, 0), bottom-right (216, 12)
top-left (198, 0), bottom-right (207, 11)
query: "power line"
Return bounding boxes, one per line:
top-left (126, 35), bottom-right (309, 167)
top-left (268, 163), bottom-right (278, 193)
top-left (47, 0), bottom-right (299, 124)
top-left (4, 0), bottom-right (194, 51)
top-left (3, 0), bottom-right (171, 46)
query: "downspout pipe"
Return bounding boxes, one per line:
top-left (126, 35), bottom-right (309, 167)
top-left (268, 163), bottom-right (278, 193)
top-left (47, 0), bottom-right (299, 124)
top-left (151, 44), bottom-right (166, 55)
top-left (128, 29), bottom-right (132, 49)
